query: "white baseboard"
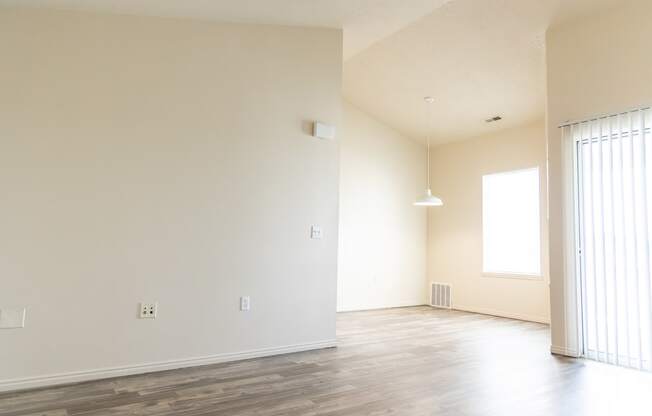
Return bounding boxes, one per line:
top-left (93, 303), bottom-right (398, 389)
top-left (337, 302), bottom-right (427, 313)
top-left (550, 345), bottom-right (580, 358)
top-left (0, 339), bottom-right (337, 393)
top-left (451, 304), bottom-right (550, 324)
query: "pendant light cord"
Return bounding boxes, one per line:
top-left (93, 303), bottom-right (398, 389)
top-left (427, 139), bottom-right (431, 190)
top-left (426, 100), bottom-right (432, 190)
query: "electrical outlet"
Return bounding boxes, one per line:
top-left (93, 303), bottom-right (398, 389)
top-left (240, 296), bottom-right (250, 312)
top-left (139, 302), bottom-right (157, 319)
top-left (310, 225), bottom-right (323, 239)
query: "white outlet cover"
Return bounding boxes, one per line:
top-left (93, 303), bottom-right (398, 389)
top-left (139, 302), bottom-right (158, 319)
top-left (0, 307), bottom-right (26, 329)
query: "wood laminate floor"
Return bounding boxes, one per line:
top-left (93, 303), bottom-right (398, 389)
top-left (2, 306), bottom-right (652, 416)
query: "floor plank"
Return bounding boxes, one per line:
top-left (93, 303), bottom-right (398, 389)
top-left (2, 307), bottom-right (652, 415)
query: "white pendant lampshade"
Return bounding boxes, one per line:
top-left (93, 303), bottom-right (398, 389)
top-left (414, 189), bottom-right (443, 206)
top-left (414, 96), bottom-right (443, 207)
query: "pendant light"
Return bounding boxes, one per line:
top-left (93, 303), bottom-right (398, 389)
top-left (414, 96), bottom-right (443, 207)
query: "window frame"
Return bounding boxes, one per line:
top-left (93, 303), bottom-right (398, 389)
top-left (481, 166), bottom-right (544, 280)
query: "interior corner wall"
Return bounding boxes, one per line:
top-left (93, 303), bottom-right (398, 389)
top-left (546, 0), bottom-right (652, 354)
top-left (337, 101), bottom-right (428, 312)
top-left (428, 121), bottom-right (551, 324)
top-left (0, 8), bottom-right (342, 390)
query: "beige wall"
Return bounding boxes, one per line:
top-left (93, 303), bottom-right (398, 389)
top-left (546, 0), bottom-right (652, 353)
top-left (0, 9), bottom-right (342, 390)
top-left (428, 121), bottom-right (550, 323)
top-left (337, 101), bottom-right (427, 311)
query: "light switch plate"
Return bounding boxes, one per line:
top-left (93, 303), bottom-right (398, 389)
top-left (310, 225), bottom-right (323, 240)
top-left (240, 296), bottom-right (250, 312)
top-left (0, 307), bottom-right (26, 329)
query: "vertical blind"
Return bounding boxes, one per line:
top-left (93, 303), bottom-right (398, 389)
top-left (564, 107), bottom-right (652, 371)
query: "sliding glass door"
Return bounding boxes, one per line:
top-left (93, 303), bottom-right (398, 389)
top-left (570, 107), bottom-right (652, 371)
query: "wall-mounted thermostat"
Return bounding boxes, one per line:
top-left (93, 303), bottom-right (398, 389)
top-left (0, 307), bottom-right (26, 329)
top-left (313, 122), bottom-right (335, 140)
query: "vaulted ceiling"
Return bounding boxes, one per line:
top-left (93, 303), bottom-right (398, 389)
top-left (0, 0), bottom-right (455, 58)
top-left (1, 0), bottom-right (624, 143)
top-left (343, 0), bottom-right (623, 144)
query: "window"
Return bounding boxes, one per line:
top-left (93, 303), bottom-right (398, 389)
top-left (482, 167), bottom-right (541, 276)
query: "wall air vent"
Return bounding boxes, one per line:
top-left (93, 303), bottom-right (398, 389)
top-left (485, 116), bottom-right (503, 123)
top-left (430, 282), bottom-right (452, 309)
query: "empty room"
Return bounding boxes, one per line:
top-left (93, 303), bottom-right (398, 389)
top-left (2, 0), bottom-right (652, 415)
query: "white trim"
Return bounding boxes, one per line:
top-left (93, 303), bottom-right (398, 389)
top-left (0, 339), bottom-right (337, 393)
top-left (452, 305), bottom-right (550, 324)
top-left (562, 124), bottom-right (582, 359)
top-left (337, 303), bottom-right (426, 313)
top-left (550, 344), bottom-right (580, 358)
top-left (481, 272), bottom-right (544, 281)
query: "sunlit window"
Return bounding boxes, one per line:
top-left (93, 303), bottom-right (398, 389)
top-left (482, 167), bottom-right (541, 276)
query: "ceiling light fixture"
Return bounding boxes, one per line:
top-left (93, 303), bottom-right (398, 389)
top-left (414, 96), bottom-right (443, 207)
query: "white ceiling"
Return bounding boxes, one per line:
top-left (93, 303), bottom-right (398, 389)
top-left (343, 0), bottom-right (622, 144)
top-left (0, 0), bottom-right (454, 59)
top-left (1, 0), bottom-right (623, 143)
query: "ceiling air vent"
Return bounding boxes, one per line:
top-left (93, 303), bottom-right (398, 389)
top-left (485, 116), bottom-right (503, 123)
